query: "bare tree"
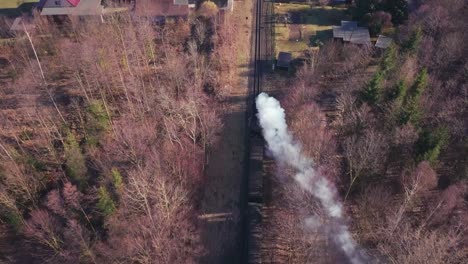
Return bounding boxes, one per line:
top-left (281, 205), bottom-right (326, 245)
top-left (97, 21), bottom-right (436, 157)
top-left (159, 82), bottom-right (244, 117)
top-left (343, 128), bottom-right (388, 199)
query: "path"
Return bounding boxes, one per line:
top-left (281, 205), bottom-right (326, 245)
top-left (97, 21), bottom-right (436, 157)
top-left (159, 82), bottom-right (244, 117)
top-left (198, 0), bottom-right (255, 263)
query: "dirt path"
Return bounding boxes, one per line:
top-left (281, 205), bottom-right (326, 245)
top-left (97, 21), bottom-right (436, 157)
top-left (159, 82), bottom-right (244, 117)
top-left (198, 1), bottom-right (254, 263)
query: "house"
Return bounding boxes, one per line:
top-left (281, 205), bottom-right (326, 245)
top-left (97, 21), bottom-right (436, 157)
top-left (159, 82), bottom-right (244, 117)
top-left (333, 20), bottom-right (371, 45)
top-left (277, 52), bottom-right (292, 69)
top-left (38, 0), bottom-right (103, 16)
top-left (134, 0), bottom-right (192, 19)
top-left (37, 0), bottom-right (127, 16)
top-left (375, 35), bottom-right (393, 49)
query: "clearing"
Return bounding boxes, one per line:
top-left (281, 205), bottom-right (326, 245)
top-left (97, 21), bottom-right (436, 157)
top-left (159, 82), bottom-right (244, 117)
top-left (274, 3), bottom-right (349, 58)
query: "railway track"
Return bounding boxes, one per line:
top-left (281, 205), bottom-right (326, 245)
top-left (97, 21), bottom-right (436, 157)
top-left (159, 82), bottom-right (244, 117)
top-left (241, 1), bottom-right (342, 262)
top-left (240, 0), bottom-right (270, 263)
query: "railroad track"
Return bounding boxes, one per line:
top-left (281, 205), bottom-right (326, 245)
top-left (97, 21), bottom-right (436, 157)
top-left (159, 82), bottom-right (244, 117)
top-left (240, 1), bottom-right (344, 262)
top-left (240, 0), bottom-right (264, 264)
top-left (240, 0), bottom-right (270, 263)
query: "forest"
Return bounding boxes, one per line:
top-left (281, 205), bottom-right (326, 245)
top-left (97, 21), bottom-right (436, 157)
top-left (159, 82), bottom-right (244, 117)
top-left (268, 0), bottom-right (467, 262)
top-left (0, 1), bottom-right (240, 262)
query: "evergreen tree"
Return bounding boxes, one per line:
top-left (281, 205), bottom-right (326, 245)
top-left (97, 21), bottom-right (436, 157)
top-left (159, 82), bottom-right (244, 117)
top-left (355, 0), bottom-right (382, 20)
top-left (97, 186), bottom-right (116, 216)
top-left (361, 71), bottom-right (384, 104)
top-left (385, 0), bottom-right (408, 25)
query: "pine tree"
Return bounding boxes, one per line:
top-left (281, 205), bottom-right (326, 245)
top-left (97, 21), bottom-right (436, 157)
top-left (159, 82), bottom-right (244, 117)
top-left (386, 0), bottom-right (409, 25)
top-left (361, 71), bottom-right (384, 104)
top-left (97, 186), bottom-right (116, 217)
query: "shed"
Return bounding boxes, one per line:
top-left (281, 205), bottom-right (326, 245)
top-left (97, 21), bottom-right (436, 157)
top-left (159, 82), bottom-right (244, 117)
top-left (277, 52), bottom-right (292, 69)
top-left (375, 35), bottom-right (393, 49)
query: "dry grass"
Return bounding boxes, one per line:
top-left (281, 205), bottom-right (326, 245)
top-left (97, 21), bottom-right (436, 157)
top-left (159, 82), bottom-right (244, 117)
top-left (0, 0), bottom-right (38, 9)
top-left (274, 3), bottom-right (348, 58)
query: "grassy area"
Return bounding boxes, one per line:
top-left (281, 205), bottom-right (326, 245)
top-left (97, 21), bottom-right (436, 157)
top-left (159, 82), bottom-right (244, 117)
top-left (0, 0), bottom-right (39, 9)
top-left (274, 3), bottom-right (349, 58)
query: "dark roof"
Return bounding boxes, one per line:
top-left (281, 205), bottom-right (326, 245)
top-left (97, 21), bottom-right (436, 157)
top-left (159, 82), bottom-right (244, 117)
top-left (349, 27), bottom-right (371, 44)
top-left (40, 0), bottom-right (74, 8)
top-left (333, 20), bottom-right (370, 45)
top-left (135, 0), bottom-right (189, 17)
top-left (277, 52), bottom-right (292, 68)
top-left (333, 21), bottom-right (357, 39)
top-left (375, 35), bottom-right (393, 49)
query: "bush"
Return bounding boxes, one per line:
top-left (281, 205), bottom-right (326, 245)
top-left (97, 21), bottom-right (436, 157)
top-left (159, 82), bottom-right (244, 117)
top-left (409, 68), bottom-right (428, 99)
top-left (403, 27), bottom-right (422, 55)
top-left (388, 80), bottom-right (407, 103)
top-left (26, 156), bottom-right (46, 172)
top-left (398, 69), bottom-right (428, 125)
top-left (0, 209), bottom-right (22, 232)
top-left (416, 127), bottom-right (449, 165)
top-left (111, 168), bottom-right (123, 190)
top-left (97, 186), bottom-right (116, 217)
top-left (85, 100), bottom-right (109, 147)
top-left (368, 11), bottom-right (393, 36)
top-left (64, 133), bottom-right (88, 187)
top-left (380, 44), bottom-right (397, 75)
top-left (385, 0), bottom-right (408, 25)
top-left (0, 190), bottom-right (23, 231)
top-left (198, 1), bottom-right (218, 18)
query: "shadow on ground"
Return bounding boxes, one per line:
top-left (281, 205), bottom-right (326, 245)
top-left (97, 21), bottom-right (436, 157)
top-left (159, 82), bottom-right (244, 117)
top-left (198, 107), bottom-right (247, 264)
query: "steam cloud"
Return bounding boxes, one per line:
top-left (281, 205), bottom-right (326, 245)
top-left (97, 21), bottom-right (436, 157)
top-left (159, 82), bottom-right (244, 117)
top-left (256, 93), bottom-right (367, 264)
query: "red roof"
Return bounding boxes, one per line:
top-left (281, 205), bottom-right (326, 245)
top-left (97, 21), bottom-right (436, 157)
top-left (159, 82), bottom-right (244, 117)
top-left (67, 0), bottom-right (80, 6)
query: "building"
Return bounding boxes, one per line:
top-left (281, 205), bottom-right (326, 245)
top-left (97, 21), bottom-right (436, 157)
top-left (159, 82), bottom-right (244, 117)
top-left (375, 35), bottom-right (393, 49)
top-left (333, 20), bottom-right (371, 45)
top-left (277, 52), bottom-right (292, 69)
top-left (37, 0), bottom-right (127, 16)
top-left (134, 0), bottom-right (192, 18)
top-left (38, 0), bottom-right (103, 16)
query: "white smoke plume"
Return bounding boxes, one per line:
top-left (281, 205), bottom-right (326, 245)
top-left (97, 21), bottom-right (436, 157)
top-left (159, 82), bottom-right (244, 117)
top-left (256, 93), bottom-right (367, 264)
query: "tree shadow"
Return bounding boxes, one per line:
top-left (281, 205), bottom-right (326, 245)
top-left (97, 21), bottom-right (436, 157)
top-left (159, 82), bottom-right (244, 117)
top-left (310, 29), bottom-right (333, 46)
top-left (198, 108), bottom-right (248, 264)
top-left (287, 7), bottom-right (346, 26)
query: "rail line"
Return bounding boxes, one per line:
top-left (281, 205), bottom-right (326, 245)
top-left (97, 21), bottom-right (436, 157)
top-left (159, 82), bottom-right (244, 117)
top-left (239, 0), bottom-right (268, 263)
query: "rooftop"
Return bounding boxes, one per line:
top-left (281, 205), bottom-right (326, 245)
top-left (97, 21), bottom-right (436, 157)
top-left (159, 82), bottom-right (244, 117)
top-left (135, 0), bottom-right (190, 17)
top-left (277, 52), bottom-right (293, 69)
top-left (40, 0), bottom-right (103, 16)
top-left (333, 21), bottom-right (371, 45)
top-left (375, 35), bottom-right (393, 49)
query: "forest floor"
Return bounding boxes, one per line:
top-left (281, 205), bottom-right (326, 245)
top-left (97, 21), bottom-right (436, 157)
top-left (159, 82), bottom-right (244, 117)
top-left (198, 0), bottom-right (254, 263)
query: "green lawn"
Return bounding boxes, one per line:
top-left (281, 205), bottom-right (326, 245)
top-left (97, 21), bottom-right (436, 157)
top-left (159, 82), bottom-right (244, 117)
top-left (274, 3), bottom-right (349, 58)
top-left (0, 0), bottom-right (39, 9)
